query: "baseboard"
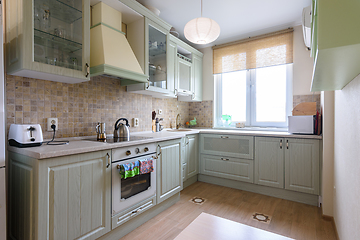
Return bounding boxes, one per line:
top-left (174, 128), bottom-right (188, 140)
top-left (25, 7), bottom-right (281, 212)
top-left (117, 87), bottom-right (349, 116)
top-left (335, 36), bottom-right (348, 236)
top-left (97, 193), bottom-right (180, 240)
top-left (322, 214), bottom-right (339, 240)
top-left (183, 175), bottom-right (198, 189)
top-left (198, 174), bottom-right (319, 206)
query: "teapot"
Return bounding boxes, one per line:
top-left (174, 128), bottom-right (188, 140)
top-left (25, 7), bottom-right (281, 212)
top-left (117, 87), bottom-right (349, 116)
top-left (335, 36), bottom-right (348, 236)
top-left (114, 118), bottom-right (130, 139)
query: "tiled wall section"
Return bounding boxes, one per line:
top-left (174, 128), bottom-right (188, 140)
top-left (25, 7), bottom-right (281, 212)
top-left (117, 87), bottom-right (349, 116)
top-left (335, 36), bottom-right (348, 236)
top-left (6, 75), bottom-right (190, 139)
top-left (189, 100), bottom-right (213, 128)
top-left (293, 94), bottom-right (321, 113)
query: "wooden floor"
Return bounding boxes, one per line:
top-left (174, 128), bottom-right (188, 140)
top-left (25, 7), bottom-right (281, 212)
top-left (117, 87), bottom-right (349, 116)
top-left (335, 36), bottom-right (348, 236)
top-left (120, 182), bottom-right (337, 240)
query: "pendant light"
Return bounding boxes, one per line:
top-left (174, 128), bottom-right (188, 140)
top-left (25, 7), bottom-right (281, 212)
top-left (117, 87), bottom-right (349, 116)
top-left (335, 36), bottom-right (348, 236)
top-left (184, 0), bottom-right (220, 44)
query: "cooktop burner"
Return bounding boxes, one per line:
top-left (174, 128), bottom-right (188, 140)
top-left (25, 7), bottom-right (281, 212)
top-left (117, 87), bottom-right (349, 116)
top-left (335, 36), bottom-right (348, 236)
top-left (86, 136), bottom-right (153, 143)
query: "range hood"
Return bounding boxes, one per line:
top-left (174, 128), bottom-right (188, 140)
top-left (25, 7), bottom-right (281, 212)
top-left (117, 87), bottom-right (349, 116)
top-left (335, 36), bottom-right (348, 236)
top-left (90, 2), bottom-right (148, 83)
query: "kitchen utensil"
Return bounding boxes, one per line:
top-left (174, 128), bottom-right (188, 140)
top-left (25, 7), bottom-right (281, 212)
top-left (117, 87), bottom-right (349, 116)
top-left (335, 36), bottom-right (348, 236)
top-left (292, 102), bottom-right (316, 116)
top-left (114, 118), bottom-right (130, 139)
top-left (95, 122), bottom-right (106, 141)
top-left (8, 124), bottom-right (44, 148)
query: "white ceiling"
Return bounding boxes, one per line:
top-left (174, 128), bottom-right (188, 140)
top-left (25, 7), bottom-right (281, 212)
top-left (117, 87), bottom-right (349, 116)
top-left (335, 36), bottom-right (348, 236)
top-left (136, 0), bottom-right (311, 49)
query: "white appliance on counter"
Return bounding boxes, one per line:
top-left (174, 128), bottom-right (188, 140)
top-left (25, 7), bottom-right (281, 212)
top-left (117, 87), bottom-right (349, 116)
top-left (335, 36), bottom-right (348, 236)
top-left (288, 115), bottom-right (314, 134)
top-left (0, 1), bottom-right (6, 239)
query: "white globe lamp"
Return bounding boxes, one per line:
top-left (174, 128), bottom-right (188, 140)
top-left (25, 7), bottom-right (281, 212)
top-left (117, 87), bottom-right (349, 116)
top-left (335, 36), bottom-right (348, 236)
top-left (184, 0), bottom-right (220, 44)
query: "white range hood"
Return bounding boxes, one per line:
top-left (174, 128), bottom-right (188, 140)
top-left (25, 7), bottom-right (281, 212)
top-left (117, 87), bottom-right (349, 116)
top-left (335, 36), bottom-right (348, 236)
top-left (90, 2), bottom-right (148, 83)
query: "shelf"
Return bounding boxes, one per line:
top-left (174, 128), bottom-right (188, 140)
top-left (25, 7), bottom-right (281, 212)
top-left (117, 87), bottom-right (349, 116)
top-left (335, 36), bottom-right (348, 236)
top-left (149, 65), bottom-right (166, 75)
top-left (177, 53), bottom-right (192, 63)
top-left (34, 28), bottom-right (82, 53)
top-left (149, 47), bottom-right (166, 57)
top-left (36, 0), bottom-right (82, 24)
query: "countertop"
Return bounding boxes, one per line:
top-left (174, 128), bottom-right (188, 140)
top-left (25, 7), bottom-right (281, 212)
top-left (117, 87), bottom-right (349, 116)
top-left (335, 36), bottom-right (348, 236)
top-left (7, 128), bottom-right (321, 159)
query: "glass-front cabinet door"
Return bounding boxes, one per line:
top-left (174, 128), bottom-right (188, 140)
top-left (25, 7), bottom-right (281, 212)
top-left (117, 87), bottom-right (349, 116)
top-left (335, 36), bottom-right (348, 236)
top-left (148, 24), bottom-right (167, 89)
top-left (5, 0), bottom-right (90, 83)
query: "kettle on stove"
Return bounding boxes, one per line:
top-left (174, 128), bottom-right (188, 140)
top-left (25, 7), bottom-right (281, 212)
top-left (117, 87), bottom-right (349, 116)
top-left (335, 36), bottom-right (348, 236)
top-left (114, 118), bottom-right (130, 139)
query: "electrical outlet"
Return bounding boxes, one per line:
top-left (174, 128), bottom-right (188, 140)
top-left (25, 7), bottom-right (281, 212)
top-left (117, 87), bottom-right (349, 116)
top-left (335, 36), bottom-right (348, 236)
top-left (133, 118), bottom-right (139, 127)
top-left (47, 118), bottom-right (58, 131)
top-left (158, 109), bottom-right (162, 115)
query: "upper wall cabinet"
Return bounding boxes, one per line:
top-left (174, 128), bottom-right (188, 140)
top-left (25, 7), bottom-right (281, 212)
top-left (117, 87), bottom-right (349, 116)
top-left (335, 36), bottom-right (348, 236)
top-left (5, 0), bottom-right (91, 83)
top-left (310, 0), bottom-right (360, 91)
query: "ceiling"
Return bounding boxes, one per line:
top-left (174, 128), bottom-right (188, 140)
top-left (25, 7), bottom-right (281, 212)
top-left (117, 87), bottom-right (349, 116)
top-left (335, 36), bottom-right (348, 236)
top-left (136, 0), bottom-right (311, 49)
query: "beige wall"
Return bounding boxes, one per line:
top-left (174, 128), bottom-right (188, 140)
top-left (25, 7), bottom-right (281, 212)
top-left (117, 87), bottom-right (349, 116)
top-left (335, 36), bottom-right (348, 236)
top-left (333, 74), bottom-right (360, 239)
top-left (199, 25), bottom-right (316, 100)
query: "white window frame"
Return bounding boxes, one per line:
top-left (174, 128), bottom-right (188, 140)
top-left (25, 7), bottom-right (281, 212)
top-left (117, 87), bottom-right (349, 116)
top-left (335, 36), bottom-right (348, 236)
top-left (214, 64), bottom-right (293, 128)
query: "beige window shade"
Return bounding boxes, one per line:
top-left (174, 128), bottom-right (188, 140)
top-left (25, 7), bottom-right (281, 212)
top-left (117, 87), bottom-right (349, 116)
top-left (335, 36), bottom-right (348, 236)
top-left (213, 29), bottom-right (293, 74)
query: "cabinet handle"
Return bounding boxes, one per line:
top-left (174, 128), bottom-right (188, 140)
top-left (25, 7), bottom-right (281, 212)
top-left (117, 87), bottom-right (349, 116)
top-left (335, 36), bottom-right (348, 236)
top-left (286, 140), bottom-right (289, 149)
top-left (220, 136), bottom-right (229, 139)
top-left (106, 153), bottom-right (111, 168)
top-left (280, 139), bottom-right (282, 149)
top-left (157, 144), bottom-right (162, 157)
top-left (186, 137), bottom-right (189, 145)
top-left (85, 63), bottom-right (90, 77)
top-left (192, 93), bottom-right (195, 100)
top-left (221, 157), bottom-right (229, 161)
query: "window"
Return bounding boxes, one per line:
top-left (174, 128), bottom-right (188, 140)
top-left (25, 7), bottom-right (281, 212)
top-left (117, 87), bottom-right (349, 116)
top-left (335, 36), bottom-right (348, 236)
top-left (215, 64), bottom-right (292, 128)
top-left (213, 29), bottom-right (294, 128)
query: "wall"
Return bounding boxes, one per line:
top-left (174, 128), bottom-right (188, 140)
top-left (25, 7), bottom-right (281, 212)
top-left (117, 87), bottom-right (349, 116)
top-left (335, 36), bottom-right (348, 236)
top-left (333, 74), bottom-right (360, 239)
top-left (6, 75), bottom-right (190, 139)
top-left (200, 25), bottom-right (316, 101)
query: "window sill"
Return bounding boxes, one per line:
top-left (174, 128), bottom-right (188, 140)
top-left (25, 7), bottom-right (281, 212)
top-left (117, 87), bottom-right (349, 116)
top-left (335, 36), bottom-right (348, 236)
top-left (212, 126), bottom-right (288, 132)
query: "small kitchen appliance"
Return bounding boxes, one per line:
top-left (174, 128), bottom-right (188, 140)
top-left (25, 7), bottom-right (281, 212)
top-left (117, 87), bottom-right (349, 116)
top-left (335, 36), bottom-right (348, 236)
top-left (114, 118), bottom-right (130, 140)
top-left (95, 122), bottom-right (106, 141)
top-left (8, 124), bottom-right (44, 148)
top-left (288, 116), bottom-right (315, 134)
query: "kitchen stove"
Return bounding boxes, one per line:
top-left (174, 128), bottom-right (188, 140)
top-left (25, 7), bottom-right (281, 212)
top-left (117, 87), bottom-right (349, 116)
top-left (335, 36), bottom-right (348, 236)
top-left (86, 136), bottom-right (153, 143)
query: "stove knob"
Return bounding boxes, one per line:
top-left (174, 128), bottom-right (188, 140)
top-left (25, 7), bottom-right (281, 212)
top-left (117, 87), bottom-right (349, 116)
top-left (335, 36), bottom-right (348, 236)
top-left (144, 147), bottom-right (149, 152)
top-left (135, 148), bottom-right (140, 154)
top-left (126, 150), bottom-right (131, 156)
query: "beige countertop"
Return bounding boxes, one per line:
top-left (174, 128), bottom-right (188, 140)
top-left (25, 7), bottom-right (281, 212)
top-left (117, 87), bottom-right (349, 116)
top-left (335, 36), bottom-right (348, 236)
top-left (7, 128), bottom-right (321, 159)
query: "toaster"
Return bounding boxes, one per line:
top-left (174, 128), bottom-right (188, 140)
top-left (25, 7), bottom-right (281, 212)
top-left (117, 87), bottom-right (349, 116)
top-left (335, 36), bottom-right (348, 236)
top-left (8, 124), bottom-right (44, 148)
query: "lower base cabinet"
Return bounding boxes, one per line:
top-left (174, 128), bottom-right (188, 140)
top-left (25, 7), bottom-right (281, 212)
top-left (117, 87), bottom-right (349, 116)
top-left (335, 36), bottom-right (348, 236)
top-left (255, 137), bottom-right (320, 195)
top-left (157, 139), bottom-right (182, 204)
top-left (200, 154), bottom-right (254, 183)
top-left (8, 150), bottom-right (112, 240)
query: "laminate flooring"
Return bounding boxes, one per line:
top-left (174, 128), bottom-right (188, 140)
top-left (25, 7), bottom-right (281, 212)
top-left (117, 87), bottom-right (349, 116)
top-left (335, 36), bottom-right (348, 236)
top-left (120, 182), bottom-right (337, 240)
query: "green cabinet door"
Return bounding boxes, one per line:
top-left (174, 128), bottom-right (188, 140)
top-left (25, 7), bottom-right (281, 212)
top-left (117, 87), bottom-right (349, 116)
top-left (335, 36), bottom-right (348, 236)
top-left (192, 54), bottom-right (203, 101)
top-left (185, 134), bottom-right (199, 179)
top-left (285, 138), bottom-right (320, 195)
top-left (157, 139), bottom-right (182, 204)
top-left (255, 137), bottom-right (284, 189)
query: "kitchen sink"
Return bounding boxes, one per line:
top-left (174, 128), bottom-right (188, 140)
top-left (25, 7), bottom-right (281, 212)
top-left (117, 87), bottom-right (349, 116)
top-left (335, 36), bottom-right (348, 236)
top-left (167, 129), bottom-right (193, 132)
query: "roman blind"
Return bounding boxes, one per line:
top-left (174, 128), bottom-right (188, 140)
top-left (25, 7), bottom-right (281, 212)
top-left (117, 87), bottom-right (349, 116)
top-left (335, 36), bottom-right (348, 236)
top-left (212, 28), bottom-right (293, 74)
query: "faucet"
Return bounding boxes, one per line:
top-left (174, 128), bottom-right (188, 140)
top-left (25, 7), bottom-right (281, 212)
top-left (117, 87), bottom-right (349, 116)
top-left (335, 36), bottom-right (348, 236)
top-left (176, 114), bottom-right (182, 129)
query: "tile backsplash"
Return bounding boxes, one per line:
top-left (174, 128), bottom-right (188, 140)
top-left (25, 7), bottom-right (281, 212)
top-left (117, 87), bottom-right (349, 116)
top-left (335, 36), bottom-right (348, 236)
top-left (189, 100), bottom-right (213, 128)
top-left (6, 75), bottom-right (192, 139)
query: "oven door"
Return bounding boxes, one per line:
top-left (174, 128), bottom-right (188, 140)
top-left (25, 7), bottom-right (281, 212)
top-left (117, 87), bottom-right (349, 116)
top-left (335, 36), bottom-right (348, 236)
top-left (112, 154), bottom-right (156, 216)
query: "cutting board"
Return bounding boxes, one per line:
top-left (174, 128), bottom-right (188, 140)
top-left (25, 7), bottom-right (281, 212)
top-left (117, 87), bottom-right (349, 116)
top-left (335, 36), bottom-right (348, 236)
top-left (292, 102), bottom-right (317, 116)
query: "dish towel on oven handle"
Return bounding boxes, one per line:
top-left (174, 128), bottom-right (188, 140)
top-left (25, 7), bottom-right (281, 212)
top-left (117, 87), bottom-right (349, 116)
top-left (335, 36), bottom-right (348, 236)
top-left (139, 157), bottom-right (154, 174)
top-left (119, 161), bottom-right (140, 179)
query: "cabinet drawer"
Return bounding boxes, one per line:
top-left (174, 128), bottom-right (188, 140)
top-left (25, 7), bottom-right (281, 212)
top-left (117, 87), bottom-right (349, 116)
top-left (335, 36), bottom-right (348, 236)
top-left (112, 196), bottom-right (156, 229)
top-left (200, 134), bottom-right (254, 159)
top-left (200, 154), bottom-right (254, 183)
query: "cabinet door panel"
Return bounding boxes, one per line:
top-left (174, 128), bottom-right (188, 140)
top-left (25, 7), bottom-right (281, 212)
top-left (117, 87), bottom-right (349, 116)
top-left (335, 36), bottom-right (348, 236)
top-left (186, 135), bottom-right (198, 178)
top-left (285, 138), bottom-right (320, 195)
top-left (255, 137), bottom-right (284, 188)
top-left (192, 54), bottom-right (203, 101)
top-left (157, 139), bottom-right (182, 203)
top-left (200, 154), bottom-right (254, 183)
top-left (200, 134), bottom-right (254, 159)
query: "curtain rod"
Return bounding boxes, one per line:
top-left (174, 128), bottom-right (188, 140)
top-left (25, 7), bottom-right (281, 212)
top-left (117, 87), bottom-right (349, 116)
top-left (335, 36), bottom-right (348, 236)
top-left (212, 28), bottom-right (294, 50)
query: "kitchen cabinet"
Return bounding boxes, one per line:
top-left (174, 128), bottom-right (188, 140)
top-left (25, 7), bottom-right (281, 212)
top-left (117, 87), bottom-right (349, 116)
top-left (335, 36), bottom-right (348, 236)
top-left (184, 134), bottom-right (199, 180)
top-left (254, 137), bottom-right (320, 195)
top-left (285, 138), bottom-right (320, 195)
top-left (176, 57), bottom-right (193, 95)
top-left (310, 0), bottom-right (360, 91)
top-left (8, 150), bottom-right (111, 240)
top-left (200, 134), bottom-right (254, 159)
top-left (156, 139), bottom-right (182, 204)
top-left (192, 54), bottom-right (203, 101)
top-left (255, 137), bottom-right (284, 189)
top-left (200, 154), bottom-right (254, 183)
top-left (126, 17), bottom-right (176, 98)
top-left (5, 0), bottom-right (91, 83)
